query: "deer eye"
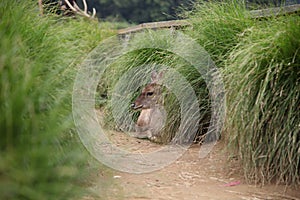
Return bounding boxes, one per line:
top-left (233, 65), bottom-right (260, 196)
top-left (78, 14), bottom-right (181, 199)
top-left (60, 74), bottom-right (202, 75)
top-left (147, 92), bottom-right (154, 96)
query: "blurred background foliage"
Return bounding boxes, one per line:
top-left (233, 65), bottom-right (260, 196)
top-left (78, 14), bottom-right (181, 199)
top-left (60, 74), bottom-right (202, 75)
top-left (44, 0), bottom-right (300, 23)
top-left (84, 0), bottom-right (194, 23)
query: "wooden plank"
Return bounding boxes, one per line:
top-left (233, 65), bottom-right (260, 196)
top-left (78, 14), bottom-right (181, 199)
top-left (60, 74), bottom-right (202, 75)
top-left (118, 20), bottom-right (190, 35)
top-left (118, 4), bottom-right (300, 36)
top-left (250, 4), bottom-right (300, 18)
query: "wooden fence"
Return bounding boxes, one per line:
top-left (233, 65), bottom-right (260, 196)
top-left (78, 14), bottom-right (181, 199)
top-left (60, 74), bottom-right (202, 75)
top-left (118, 4), bottom-right (300, 37)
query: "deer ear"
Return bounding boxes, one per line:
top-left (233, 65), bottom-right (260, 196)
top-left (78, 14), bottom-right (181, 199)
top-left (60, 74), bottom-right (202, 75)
top-left (158, 71), bottom-right (164, 80)
top-left (151, 70), bottom-right (164, 83)
top-left (151, 71), bottom-right (158, 83)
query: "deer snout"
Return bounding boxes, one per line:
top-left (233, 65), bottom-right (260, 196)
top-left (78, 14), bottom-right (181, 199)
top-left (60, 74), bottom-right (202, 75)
top-left (131, 103), bottom-right (143, 110)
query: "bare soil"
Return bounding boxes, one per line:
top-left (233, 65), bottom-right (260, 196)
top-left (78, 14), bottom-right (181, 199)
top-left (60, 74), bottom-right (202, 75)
top-left (84, 127), bottom-right (300, 200)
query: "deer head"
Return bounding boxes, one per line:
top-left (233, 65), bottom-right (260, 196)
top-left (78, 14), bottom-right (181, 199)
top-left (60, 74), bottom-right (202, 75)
top-left (131, 71), bottom-right (164, 110)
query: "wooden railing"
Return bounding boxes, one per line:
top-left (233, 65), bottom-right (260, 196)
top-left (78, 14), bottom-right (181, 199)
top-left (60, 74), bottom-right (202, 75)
top-left (118, 20), bottom-right (190, 35)
top-left (118, 4), bottom-right (300, 36)
top-left (250, 3), bottom-right (300, 18)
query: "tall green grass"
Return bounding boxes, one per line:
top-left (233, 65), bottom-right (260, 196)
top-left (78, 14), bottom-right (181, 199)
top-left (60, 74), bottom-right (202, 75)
top-left (184, 0), bottom-right (299, 185)
top-left (98, 31), bottom-right (210, 144)
top-left (0, 1), bottom-right (115, 199)
top-left (96, 0), bottom-right (299, 185)
top-left (183, 0), bottom-right (254, 67)
top-left (225, 15), bottom-right (300, 185)
top-left (184, 0), bottom-right (300, 185)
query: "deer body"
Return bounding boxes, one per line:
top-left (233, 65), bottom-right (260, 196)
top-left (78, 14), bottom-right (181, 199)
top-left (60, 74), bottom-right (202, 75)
top-left (131, 71), bottom-right (166, 141)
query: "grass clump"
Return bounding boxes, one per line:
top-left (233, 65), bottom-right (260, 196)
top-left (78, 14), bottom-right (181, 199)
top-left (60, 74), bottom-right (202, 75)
top-left (225, 15), bottom-right (300, 185)
top-left (96, 0), bottom-right (300, 186)
top-left (183, 0), bottom-right (254, 67)
top-left (0, 0), bottom-right (115, 199)
top-left (97, 30), bottom-right (210, 144)
top-left (183, 0), bottom-right (300, 185)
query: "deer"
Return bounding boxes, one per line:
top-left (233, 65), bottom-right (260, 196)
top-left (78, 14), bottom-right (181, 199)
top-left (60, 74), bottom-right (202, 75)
top-left (131, 71), bottom-right (167, 142)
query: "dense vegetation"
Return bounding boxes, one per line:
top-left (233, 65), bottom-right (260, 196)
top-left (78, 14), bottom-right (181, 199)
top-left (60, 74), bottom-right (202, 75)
top-left (98, 0), bottom-right (300, 185)
top-left (1, 1), bottom-right (299, 200)
top-left (224, 12), bottom-right (300, 185)
top-left (180, 0), bottom-right (299, 185)
top-left (0, 0), bottom-right (115, 199)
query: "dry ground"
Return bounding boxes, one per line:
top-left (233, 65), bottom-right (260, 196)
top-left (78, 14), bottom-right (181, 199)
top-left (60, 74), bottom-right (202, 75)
top-left (84, 125), bottom-right (300, 200)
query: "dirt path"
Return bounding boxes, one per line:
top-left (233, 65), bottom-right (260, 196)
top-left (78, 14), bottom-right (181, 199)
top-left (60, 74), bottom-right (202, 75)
top-left (85, 127), bottom-right (300, 200)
